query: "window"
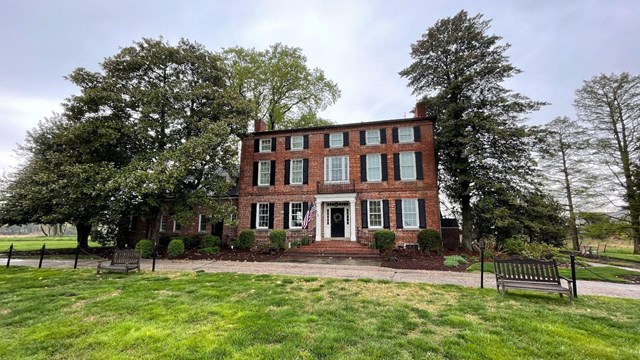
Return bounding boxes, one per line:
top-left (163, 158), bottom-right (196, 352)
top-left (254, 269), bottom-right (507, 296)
top-left (230, 213), bottom-right (238, 222)
top-left (291, 136), bottom-right (304, 150)
top-left (324, 156), bottom-right (349, 183)
top-left (159, 215), bottom-right (166, 232)
top-left (173, 221), bottom-right (181, 232)
top-left (199, 214), bottom-right (208, 232)
top-left (402, 199), bottom-right (418, 228)
top-left (365, 130), bottom-right (380, 145)
top-left (258, 161), bottom-right (271, 186)
top-left (368, 200), bottom-right (383, 228)
top-left (329, 133), bottom-right (343, 148)
top-left (400, 152), bottom-right (416, 180)
top-left (260, 139), bottom-right (272, 152)
top-left (398, 127), bottom-right (414, 143)
top-left (257, 203), bottom-right (269, 229)
top-left (290, 159), bottom-right (304, 184)
top-left (366, 154), bottom-right (381, 182)
top-left (290, 202), bottom-right (303, 228)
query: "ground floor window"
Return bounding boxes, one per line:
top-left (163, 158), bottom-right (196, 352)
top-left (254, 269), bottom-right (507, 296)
top-left (402, 199), bottom-right (418, 228)
top-left (368, 200), bottom-right (383, 228)
top-left (290, 202), bottom-right (303, 228)
top-left (257, 203), bottom-right (270, 229)
top-left (199, 214), bottom-right (208, 232)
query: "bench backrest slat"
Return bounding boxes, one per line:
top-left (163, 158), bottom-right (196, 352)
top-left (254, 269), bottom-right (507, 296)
top-left (494, 258), bottom-right (560, 283)
top-left (112, 249), bottom-right (141, 265)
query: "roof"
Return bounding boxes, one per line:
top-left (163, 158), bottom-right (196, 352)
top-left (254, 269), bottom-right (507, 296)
top-left (440, 218), bottom-right (459, 228)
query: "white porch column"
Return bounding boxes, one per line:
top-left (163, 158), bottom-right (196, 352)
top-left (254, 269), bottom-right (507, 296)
top-left (315, 200), bottom-right (322, 241)
top-left (349, 200), bottom-right (356, 241)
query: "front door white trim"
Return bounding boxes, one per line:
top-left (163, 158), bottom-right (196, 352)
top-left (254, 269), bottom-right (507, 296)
top-left (314, 193), bottom-right (356, 241)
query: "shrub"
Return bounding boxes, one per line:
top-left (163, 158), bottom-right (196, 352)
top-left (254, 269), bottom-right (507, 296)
top-left (417, 229), bottom-right (442, 252)
top-left (167, 239), bottom-right (185, 258)
top-left (201, 246), bottom-right (220, 255)
top-left (253, 241), bottom-right (278, 254)
top-left (522, 242), bottom-right (559, 260)
top-left (300, 234), bottom-right (311, 246)
top-left (373, 230), bottom-right (396, 253)
top-left (477, 236), bottom-right (503, 260)
top-left (269, 230), bottom-right (287, 250)
top-left (135, 239), bottom-right (153, 258)
top-left (183, 235), bottom-right (202, 250)
top-left (201, 235), bottom-right (221, 248)
top-left (234, 229), bottom-right (255, 250)
top-left (443, 255), bottom-right (468, 267)
top-left (290, 240), bottom-right (301, 248)
top-left (504, 237), bottom-right (526, 255)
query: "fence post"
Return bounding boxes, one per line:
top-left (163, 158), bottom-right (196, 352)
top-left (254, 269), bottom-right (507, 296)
top-left (570, 253), bottom-right (578, 299)
top-left (73, 245), bottom-right (80, 269)
top-left (6, 243), bottom-right (13, 268)
top-left (38, 244), bottom-right (45, 269)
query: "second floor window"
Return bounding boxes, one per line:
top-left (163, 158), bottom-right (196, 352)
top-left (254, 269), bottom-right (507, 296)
top-left (329, 133), bottom-right (343, 147)
top-left (290, 159), bottom-right (304, 184)
top-left (258, 161), bottom-right (271, 186)
top-left (291, 136), bottom-right (304, 150)
top-left (260, 138), bottom-right (272, 152)
top-left (398, 127), bottom-right (414, 143)
top-left (173, 221), bottom-right (181, 232)
top-left (399, 152), bottom-right (416, 180)
top-left (366, 130), bottom-right (380, 145)
top-left (366, 154), bottom-right (382, 181)
top-left (324, 156), bottom-right (349, 183)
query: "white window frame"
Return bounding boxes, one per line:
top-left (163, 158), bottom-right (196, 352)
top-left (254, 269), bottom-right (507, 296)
top-left (398, 127), bottom-right (414, 143)
top-left (173, 221), bottom-right (181, 232)
top-left (290, 202), bottom-right (303, 229)
top-left (329, 133), bottom-right (343, 148)
top-left (230, 213), bottom-right (238, 222)
top-left (291, 136), bottom-right (304, 150)
top-left (365, 130), bottom-right (380, 145)
top-left (159, 215), bottom-right (166, 232)
top-left (198, 214), bottom-right (208, 232)
top-left (257, 203), bottom-right (270, 229)
top-left (290, 159), bottom-right (304, 185)
top-left (368, 200), bottom-right (383, 229)
top-left (324, 156), bottom-right (349, 183)
top-left (258, 161), bottom-right (271, 186)
top-left (366, 153), bottom-right (382, 182)
top-left (259, 138), bottom-right (272, 152)
top-left (402, 199), bottom-right (419, 229)
top-left (399, 152), bottom-right (416, 180)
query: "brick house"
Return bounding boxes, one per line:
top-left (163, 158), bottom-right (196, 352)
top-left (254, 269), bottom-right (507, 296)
top-left (236, 104), bottom-right (442, 245)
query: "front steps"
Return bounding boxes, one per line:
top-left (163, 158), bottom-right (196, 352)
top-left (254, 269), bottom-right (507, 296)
top-left (284, 240), bottom-right (380, 259)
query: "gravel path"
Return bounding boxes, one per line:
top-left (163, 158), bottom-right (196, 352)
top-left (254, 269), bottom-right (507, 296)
top-left (6, 258), bottom-right (640, 300)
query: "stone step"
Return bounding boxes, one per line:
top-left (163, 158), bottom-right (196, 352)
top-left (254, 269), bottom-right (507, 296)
top-left (282, 251), bottom-right (381, 259)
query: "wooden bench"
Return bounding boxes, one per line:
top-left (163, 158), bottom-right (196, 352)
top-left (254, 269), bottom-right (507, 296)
top-left (97, 249), bottom-right (141, 274)
top-left (494, 258), bottom-right (574, 302)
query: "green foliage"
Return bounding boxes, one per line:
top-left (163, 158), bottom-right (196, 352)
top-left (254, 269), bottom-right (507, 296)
top-left (417, 229), bottom-right (442, 252)
top-left (477, 236), bottom-right (504, 260)
top-left (134, 239), bottom-right (153, 259)
top-left (167, 239), bottom-right (185, 258)
top-left (268, 230), bottom-right (287, 250)
top-left (300, 234), bottom-right (311, 246)
top-left (201, 235), bottom-right (221, 248)
top-left (522, 242), bottom-right (560, 260)
top-left (200, 246), bottom-right (220, 255)
top-left (579, 212), bottom-right (629, 240)
top-left (234, 230), bottom-right (255, 250)
top-left (443, 255), bottom-right (468, 268)
top-left (254, 241), bottom-right (278, 254)
top-left (373, 230), bottom-right (396, 253)
top-left (182, 235), bottom-right (202, 250)
top-left (290, 241), bottom-right (301, 248)
top-left (503, 237), bottom-right (526, 255)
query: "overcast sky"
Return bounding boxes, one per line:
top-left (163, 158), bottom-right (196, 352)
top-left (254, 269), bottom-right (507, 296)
top-left (1, 0), bottom-right (639, 174)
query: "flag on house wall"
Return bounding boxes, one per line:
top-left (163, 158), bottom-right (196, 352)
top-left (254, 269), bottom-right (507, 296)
top-left (302, 202), bottom-right (316, 229)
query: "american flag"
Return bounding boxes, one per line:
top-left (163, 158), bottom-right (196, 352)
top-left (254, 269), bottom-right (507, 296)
top-left (302, 202), bottom-right (316, 229)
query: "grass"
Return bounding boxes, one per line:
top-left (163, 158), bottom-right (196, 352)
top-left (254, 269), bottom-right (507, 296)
top-left (466, 262), bottom-right (638, 283)
top-left (0, 236), bottom-right (100, 252)
top-left (1, 268), bottom-right (640, 359)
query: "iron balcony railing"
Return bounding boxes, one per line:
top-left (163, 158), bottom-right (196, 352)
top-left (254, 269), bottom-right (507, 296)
top-left (316, 179), bottom-right (356, 194)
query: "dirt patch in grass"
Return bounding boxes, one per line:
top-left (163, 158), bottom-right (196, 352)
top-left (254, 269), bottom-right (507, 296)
top-left (381, 249), bottom-right (477, 271)
top-left (621, 275), bottom-right (640, 284)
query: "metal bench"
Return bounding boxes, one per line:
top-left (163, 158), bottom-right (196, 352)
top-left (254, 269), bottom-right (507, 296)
top-left (494, 258), bottom-right (574, 302)
top-left (97, 249), bottom-right (141, 274)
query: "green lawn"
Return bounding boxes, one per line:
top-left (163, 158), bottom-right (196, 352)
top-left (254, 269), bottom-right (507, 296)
top-left (466, 262), bottom-right (638, 283)
top-left (1, 268), bottom-right (639, 359)
top-left (0, 236), bottom-right (100, 252)
top-left (605, 250), bottom-right (640, 263)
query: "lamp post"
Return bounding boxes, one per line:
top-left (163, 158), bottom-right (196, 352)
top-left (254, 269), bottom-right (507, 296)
top-left (479, 238), bottom-right (486, 289)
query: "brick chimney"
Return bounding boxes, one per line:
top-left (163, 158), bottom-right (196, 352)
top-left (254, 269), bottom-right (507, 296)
top-left (254, 119), bottom-right (268, 132)
top-left (414, 102), bottom-right (427, 118)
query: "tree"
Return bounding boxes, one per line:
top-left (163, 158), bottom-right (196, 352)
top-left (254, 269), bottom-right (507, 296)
top-left (222, 43), bottom-right (341, 130)
top-left (575, 73), bottom-right (640, 253)
top-left (399, 11), bottom-right (546, 249)
top-left (535, 117), bottom-right (596, 250)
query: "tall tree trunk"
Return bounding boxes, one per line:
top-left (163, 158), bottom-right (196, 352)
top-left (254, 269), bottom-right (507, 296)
top-left (76, 223), bottom-right (91, 249)
top-left (560, 141), bottom-right (580, 250)
top-left (461, 194), bottom-right (473, 250)
top-left (147, 208), bottom-right (162, 248)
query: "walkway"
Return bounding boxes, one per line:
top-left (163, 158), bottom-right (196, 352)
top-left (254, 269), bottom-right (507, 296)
top-left (6, 258), bottom-right (640, 300)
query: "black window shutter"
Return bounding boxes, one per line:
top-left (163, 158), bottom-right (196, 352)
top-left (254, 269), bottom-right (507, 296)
top-left (284, 160), bottom-right (291, 185)
top-left (252, 162), bottom-right (259, 186)
top-left (283, 203), bottom-right (290, 229)
top-left (381, 154), bottom-right (388, 181)
top-left (415, 152), bottom-right (423, 180)
top-left (285, 136), bottom-right (291, 150)
top-left (380, 129), bottom-right (387, 144)
top-left (360, 155), bottom-right (367, 182)
top-left (324, 134), bottom-right (329, 148)
top-left (393, 153), bottom-right (400, 180)
top-left (254, 139), bottom-right (260, 152)
top-left (268, 203), bottom-right (275, 229)
top-left (413, 126), bottom-right (421, 142)
top-left (303, 159), bottom-right (309, 184)
top-left (250, 204), bottom-right (257, 229)
top-left (418, 199), bottom-right (426, 228)
top-left (343, 132), bottom-right (349, 146)
top-left (359, 131), bottom-right (366, 145)
top-left (269, 160), bottom-right (276, 186)
top-left (271, 137), bottom-right (276, 151)
top-left (392, 128), bottom-right (399, 143)
top-left (361, 200), bottom-right (368, 228)
top-left (303, 135), bottom-right (309, 149)
top-left (383, 200), bottom-right (390, 229)
top-left (395, 200), bottom-right (403, 229)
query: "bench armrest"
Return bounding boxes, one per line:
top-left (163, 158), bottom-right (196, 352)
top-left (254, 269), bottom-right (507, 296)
top-left (97, 259), bottom-right (112, 265)
top-left (558, 276), bottom-right (574, 286)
